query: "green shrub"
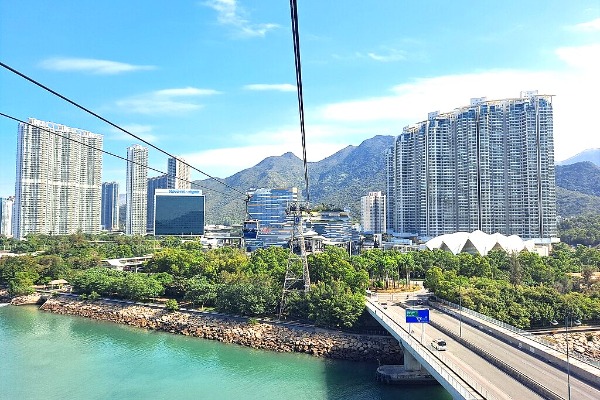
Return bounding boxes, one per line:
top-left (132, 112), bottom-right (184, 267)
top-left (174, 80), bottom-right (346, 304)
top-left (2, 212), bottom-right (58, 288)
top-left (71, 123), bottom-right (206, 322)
top-left (165, 299), bottom-right (179, 312)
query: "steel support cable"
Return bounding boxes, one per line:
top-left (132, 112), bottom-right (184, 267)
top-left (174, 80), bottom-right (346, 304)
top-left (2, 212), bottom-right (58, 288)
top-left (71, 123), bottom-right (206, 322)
top-left (289, 0), bottom-right (310, 202)
top-left (1, 112), bottom-right (237, 199)
top-left (0, 61), bottom-right (246, 198)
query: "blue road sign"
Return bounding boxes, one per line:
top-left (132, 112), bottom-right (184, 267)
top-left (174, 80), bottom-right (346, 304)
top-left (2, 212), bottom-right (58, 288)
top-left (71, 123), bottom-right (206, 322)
top-left (406, 308), bottom-right (430, 323)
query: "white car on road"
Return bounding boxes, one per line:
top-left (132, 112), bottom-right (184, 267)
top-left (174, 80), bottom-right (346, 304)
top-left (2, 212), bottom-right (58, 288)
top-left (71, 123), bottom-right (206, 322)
top-left (431, 339), bottom-right (447, 351)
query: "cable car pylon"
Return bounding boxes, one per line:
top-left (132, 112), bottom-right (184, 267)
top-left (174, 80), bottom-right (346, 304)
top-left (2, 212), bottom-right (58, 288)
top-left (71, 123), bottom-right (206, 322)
top-left (279, 201), bottom-right (310, 319)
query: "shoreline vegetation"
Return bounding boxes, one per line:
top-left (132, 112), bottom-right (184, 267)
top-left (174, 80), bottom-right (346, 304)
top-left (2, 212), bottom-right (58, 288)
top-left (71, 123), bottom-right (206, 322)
top-left (2, 233), bottom-right (600, 360)
top-left (30, 294), bottom-right (403, 363)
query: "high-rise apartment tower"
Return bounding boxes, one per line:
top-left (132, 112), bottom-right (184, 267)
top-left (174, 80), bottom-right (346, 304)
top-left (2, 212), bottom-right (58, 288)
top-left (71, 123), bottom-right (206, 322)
top-left (386, 91), bottom-right (556, 239)
top-left (101, 182), bottom-right (119, 231)
top-left (14, 118), bottom-right (103, 238)
top-left (147, 174), bottom-right (168, 233)
top-left (126, 145), bottom-right (148, 235)
top-left (0, 196), bottom-right (14, 237)
top-left (361, 192), bottom-right (386, 234)
top-left (167, 156), bottom-right (191, 189)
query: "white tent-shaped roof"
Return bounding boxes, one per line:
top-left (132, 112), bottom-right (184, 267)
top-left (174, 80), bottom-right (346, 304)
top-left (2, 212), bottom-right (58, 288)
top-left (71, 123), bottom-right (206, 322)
top-left (425, 230), bottom-right (536, 256)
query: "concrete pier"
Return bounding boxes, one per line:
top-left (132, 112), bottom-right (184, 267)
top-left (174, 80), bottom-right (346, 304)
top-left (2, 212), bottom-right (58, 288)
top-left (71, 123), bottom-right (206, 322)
top-left (376, 365), bottom-right (438, 385)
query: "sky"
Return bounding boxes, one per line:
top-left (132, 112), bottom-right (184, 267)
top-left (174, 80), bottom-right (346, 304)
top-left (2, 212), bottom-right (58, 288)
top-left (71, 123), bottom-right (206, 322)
top-left (1, 0), bottom-right (599, 198)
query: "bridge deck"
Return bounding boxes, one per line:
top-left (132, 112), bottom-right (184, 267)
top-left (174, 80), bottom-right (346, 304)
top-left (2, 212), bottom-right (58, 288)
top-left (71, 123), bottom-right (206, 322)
top-left (369, 292), bottom-right (600, 400)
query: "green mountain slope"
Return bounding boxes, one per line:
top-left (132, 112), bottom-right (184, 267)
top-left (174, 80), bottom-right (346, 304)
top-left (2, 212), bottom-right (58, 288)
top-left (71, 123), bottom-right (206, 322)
top-left (196, 135), bottom-right (394, 224)
top-left (195, 138), bottom-right (600, 225)
top-left (555, 162), bottom-right (600, 197)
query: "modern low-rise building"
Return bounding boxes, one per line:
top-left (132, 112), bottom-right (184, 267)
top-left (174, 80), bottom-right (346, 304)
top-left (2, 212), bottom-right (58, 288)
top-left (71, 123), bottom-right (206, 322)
top-left (246, 187), bottom-right (299, 248)
top-left (308, 209), bottom-right (354, 244)
top-left (153, 189), bottom-right (205, 236)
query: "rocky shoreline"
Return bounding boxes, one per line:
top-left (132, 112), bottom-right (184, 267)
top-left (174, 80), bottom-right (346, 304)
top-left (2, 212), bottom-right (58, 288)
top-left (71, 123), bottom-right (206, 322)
top-left (39, 296), bottom-right (403, 363)
top-left (541, 331), bottom-right (600, 361)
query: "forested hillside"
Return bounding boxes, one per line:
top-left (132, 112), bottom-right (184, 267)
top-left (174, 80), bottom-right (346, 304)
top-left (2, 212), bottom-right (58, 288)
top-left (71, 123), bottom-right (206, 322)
top-left (195, 138), bottom-right (600, 225)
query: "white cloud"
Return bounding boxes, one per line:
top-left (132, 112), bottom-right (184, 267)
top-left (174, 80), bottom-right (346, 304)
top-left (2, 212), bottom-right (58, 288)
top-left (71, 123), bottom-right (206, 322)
top-left (555, 43), bottom-right (600, 70)
top-left (243, 83), bottom-right (296, 92)
top-left (204, 0), bottom-right (279, 38)
top-left (319, 44), bottom-right (600, 163)
top-left (115, 87), bottom-right (220, 114)
top-left (154, 87), bottom-right (221, 96)
top-left (366, 48), bottom-right (408, 62)
top-left (40, 57), bottom-right (156, 75)
top-left (569, 18), bottom-right (600, 32)
top-left (367, 52), bottom-right (405, 62)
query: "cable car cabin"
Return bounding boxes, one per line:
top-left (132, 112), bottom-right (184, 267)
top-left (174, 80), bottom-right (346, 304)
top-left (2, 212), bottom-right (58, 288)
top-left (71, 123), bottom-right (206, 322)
top-left (243, 220), bottom-right (259, 239)
top-left (289, 230), bottom-right (325, 255)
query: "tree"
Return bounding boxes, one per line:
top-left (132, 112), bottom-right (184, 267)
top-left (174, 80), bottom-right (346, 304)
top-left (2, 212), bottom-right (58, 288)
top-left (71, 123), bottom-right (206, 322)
top-left (308, 246), bottom-right (368, 292)
top-left (215, 275), bottom-right (279, 317)
top-left (184, 276), bottom-right (217, 309)
top-left (247, 246), bottom-right (289, 283)
top-left (145, 248), bottom-right (205, 277)
top-left (424, 267), bottom-right (444, 292)
top-left (8, 271), bottom-right (35, 296)
top-left (165, 299), bottom-right (179, 311)
top-left (509, 252), bottom-right (523, 286)
top-left (304, 280), bottom-right (365, 329)
top-left (120, 274), bottom-right (164, 301)
top-left (582, 265), bottom-right (596, 289)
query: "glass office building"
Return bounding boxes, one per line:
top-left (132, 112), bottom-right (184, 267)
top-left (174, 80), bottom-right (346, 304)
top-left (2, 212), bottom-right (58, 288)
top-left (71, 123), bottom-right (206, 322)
top-left (246, 187), bottom-right (298, 248)
top-left (154, 189), bottom-right (205, 236)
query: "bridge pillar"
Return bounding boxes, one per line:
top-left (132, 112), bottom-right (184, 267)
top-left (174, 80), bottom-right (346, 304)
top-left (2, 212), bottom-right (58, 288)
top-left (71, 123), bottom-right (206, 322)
top-left (403, 347), bottom-right (422, 371)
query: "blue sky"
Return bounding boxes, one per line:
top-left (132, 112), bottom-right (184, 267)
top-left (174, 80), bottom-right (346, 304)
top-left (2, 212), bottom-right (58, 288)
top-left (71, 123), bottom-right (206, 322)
top-left (1, 0), bottom-right (599, 197)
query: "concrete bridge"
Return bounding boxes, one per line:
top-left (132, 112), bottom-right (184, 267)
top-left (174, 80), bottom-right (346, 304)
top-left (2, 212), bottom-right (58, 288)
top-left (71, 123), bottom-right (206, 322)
top-left (366, 295), bottom-right (600, 400)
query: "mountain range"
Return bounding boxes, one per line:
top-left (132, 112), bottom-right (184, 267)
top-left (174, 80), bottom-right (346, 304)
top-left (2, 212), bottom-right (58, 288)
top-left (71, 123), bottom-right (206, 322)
top-left (556, 148), bottom-right (600, 167)
top-left (195, 137), bottom-right (600, 224)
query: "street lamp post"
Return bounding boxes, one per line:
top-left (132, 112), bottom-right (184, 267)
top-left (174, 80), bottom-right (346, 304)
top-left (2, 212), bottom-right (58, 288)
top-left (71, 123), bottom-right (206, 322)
top-left (565, 313), bottom-right (572, 400)
top-left (459, 287), bottom-right (463, 338)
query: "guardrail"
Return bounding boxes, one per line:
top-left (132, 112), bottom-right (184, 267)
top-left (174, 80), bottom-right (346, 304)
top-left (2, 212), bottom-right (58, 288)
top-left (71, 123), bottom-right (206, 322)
top-left (430, 317), bottom-right (563, 400)
top-left (438, 298), bottom-right (600, 369)
top-left (366, 299), bottom-right (492, 400)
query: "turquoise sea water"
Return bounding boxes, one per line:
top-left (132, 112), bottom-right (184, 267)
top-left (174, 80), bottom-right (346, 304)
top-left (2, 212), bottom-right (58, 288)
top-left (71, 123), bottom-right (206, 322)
top-left (0, 305), bottom-right (451, 400)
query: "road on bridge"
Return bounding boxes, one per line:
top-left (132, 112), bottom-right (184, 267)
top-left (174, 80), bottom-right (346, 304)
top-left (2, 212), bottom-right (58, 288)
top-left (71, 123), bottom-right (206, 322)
top-left (376, 292), bottom-right (600, 400)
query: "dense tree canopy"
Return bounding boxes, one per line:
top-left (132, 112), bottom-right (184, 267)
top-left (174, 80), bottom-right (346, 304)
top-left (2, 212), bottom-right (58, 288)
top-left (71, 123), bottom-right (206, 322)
top-left (3, 231), bottom-right (600, 330)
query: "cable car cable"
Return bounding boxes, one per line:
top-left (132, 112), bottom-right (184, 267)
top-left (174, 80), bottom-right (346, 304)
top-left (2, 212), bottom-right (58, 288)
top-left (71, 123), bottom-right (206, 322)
top-left (0, 61), bottom-right (246, 197)
top-left (289, 0), bottom-right (310, 202)
top-left (0, 112), bottom-right (237, 199)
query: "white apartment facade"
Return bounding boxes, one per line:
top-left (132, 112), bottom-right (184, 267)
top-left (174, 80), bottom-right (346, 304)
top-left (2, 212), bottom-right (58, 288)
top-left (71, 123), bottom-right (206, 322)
top-left (126, 145), bottom-right (148, 235)
top-left (361, 191), bottom-right (386, 234)
top-left (14, 118), bottom-right (103, 238)
top-left (0, 196), bottom-right (14, 237)
top-left (386, 92), bottom-right (557, 240)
